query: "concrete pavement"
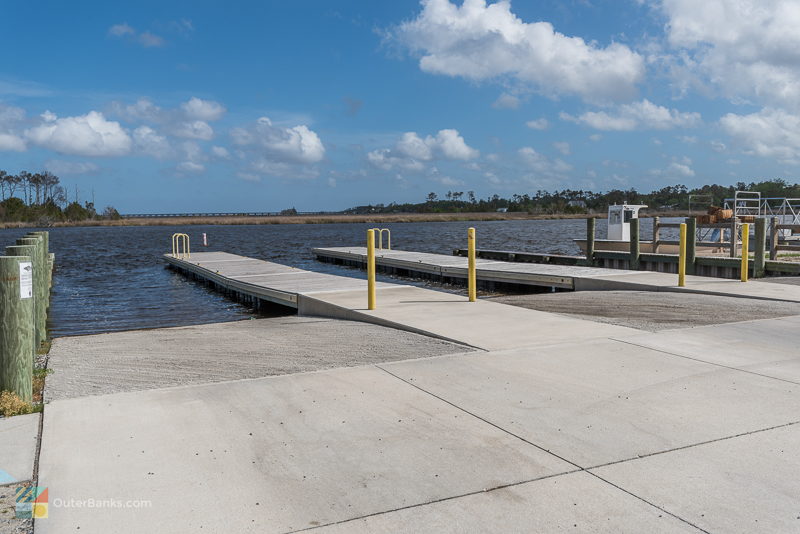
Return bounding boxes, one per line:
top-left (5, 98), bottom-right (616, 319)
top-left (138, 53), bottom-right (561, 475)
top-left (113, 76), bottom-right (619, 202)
top-left (0, 414), bottom-right (38, 485)
top-left (36, 311), bottom-right (800, 533)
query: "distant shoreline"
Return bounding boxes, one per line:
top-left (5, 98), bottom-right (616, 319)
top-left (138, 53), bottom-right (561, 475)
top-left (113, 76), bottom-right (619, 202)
top-left (0, 210), bottom-right (692, 229)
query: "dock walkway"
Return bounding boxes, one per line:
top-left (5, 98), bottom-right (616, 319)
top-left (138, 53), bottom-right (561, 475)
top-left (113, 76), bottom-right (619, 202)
top-left (313, 246), bottom-right (800, 302)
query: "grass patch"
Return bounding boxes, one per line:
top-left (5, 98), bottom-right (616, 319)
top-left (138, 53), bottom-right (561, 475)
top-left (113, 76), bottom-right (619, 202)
top-left (0, 391), bottom-right (34, 417)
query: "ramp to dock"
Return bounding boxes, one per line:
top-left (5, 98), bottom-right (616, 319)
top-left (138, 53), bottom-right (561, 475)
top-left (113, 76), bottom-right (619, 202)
top-left (313, 246), bottom-right (800, 303)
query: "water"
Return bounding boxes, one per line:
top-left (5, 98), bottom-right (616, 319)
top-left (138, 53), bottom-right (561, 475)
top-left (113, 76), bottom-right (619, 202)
top-left (0, 218), bottom-right (677, 337)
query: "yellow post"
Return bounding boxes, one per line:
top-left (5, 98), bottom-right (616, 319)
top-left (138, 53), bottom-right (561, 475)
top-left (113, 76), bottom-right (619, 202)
top-left (468, 227), bottom-right (476, 302)
top-left (741, 223), bottom-right (750, 282)
top-left (678, 223), bottom-right (686, 287)
top-left (367, 229), bottom-right (376, 310)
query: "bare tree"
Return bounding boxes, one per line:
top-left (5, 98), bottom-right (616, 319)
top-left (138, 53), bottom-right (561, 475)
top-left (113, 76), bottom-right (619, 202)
top-left (18, 171), bottom-right (32, 205)
top-left (0, 170), bottom-right (6, 200)
top-left (7, 174), bottom-right (21, 199)
top-left (40, 171), bottom-right (59, 203)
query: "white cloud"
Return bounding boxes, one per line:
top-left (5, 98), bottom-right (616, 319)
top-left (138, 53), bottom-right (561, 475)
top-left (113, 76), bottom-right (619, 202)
top-left (177, 161), bottom-right (205, 173)
top-left (133, 126), bottom-right (172, 159)
top-left (650, 157), bottom-right (695, 178)
top-left (720, 107), bottom-right (800, 162)
top-left (518, 146), bottom-right (572, 175)
top-left (393, 0), bottom-right (644, 103)
top-left (108, 23), bottom-right (135, 37)
top-left (368, 128), bottom-right (478, 171)
top-left (211, 146), bottom-right (230, 158)
top-left (26, 111), bottom-right (131, 157)
top-left (658, 0), bottom-right (800, 109)
top-left (589, 134), bottom-right (602, 141)
top-left (181, 97), bottom-right (226, 121)
top-left (171, 120), bottom-right (213, 140)
top-left (231, 117), bottom-right (325, 164)
top-left (553, 141), bottom-right (570, 155)
top-left (561, 99), bottom-right (701, 131)
top-left (492, 93), bottom-right (520, 109)
top-left (525, 118), bottom-right (549, 130)
top-left (108, 23), bottom-right (165, 48)
top-left (0, 133), bottom-right (26, 151)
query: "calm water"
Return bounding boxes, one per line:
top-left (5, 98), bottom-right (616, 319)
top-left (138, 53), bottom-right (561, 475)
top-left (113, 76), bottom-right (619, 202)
top-left (0, 218), bottom-right (671, 337)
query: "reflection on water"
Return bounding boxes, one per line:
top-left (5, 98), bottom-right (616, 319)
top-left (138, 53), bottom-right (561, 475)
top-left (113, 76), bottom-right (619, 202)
top-left (0, 217), bottom-right (677, 337)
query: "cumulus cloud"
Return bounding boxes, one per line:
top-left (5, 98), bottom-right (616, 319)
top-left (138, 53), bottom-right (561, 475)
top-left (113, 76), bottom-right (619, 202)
top-left (368, 128), bottom-right (478, 171)
top-left (231, 117), bottom-right (325, 164)
top-left (171, 120), bottom-right (213, 140)
top-left (0, 103), bottom-right (27, 151)
top-left (492, 93), bottom-right (520, 109)
top-left (525, 118), bottom-right (549, 130)
top-left (553, 141), bottom-right (570, 155)
top-left (657, 0), bottom-right (800, 109)
top-left (26, 111), bottom-right (131, 157)
top-left (561, 99), bottom-right (701, 131)
top-left (720, 108), bottom-right (800, 162)
top-left (181, 97), bottom-right (226, 121)
top-left (177, 161), bottom-right (205, 173)
top-left (211, 145), bottom-right (230, 158)
top-left (392, 0), bottom-right (644, 103)
top-left (650, 157), bottom-right (696, 178)
top-left (518, 146), bottom-right (572, 175)
top-left (133, 126), bottom-right (172, 159)
top-left (0, 133), bottom-right (26, 151)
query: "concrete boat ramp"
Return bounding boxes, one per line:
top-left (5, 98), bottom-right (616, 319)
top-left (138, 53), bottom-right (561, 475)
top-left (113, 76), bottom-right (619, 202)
top-left (29, 250), bottom-right (800, 533)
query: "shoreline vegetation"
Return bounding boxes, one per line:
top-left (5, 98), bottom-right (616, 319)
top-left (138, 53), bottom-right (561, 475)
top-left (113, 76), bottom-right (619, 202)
top-left (0, 210), bottom-right (696, 229)
top-left (1, 171), bottom-right (798, 229)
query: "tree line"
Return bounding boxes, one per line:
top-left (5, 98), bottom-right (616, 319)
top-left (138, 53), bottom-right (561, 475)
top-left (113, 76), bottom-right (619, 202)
top-left (344, 179), bottom-right (800, 215)
top-left (0, 169), bottom-right (120, 223)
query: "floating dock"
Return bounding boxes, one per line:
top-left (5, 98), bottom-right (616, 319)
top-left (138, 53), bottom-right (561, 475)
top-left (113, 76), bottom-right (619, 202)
top-left (312, 246), bottom-right (800, 301)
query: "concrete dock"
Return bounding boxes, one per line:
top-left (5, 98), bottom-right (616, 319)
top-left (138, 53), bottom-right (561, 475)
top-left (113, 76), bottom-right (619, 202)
top-left (23, 251), bottom-right (800, 533)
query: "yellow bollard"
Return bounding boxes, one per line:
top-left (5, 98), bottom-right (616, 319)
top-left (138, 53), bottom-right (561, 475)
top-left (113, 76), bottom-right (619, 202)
top-left (678, 223), bottom-right (687, 287)
top-left (741, 223), bottom-right (750, 282)
top-left (468, 227), bottom-right (476, 302)
top-left (367, 229), bottom-right (376, 310)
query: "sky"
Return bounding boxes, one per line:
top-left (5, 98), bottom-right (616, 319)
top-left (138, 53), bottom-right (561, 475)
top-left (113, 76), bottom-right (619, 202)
top-left (0, 0), bottom-right (798, 213)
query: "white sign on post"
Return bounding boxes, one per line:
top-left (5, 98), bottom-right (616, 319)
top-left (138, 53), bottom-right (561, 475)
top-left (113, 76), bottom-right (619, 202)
top-left (19, 262), bottom-right (33, 299)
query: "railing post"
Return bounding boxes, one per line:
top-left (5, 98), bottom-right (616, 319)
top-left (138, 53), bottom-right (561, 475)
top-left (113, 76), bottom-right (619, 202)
top-left (0, 256), bottom-right (35, 402)
top-left (754, 218), bottom-right (766, 278)
top-left (741, 223), bottom-right (750, 282)
top-left (468, 227), bottom-right (477, 302)
top-left (730, 219), bottom-right (738, 258)
top-left (367, 229), bottom-right (376, 310)
top-left (629, 218), bottom-right (640, 270)
top-left (685, 217), bottom-right (696, 275)
top-left (586, 217), bottom-right (595, 265)
top-left (678, 223), bottom-right (687, 287)
top-left (769, 217), bottom-right (779, 260)
top-left (652, 216), bottom-right (660, 254)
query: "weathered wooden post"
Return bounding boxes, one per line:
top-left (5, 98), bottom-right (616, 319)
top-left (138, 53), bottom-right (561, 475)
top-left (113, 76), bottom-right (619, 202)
top-left (586, 217), bottom-right (595, 265)
top-left (730, 219), bottom-right (738, 258)
top-left (754, 218), bottom-right (767, 278)
top-left (366, 229), bottom-right (376, 310)
top-left (15, 237), bottom-right (45, 347)
top-left (0, 256), bottom-right (35, 401)
top-left (27, 231), bottom-right (51, 289)
top-left (678, 223), bottom-right (687, 287)
top-left (685, 217), bottom-right (697, 275)
top-left (741, 223), bottom-right (750, 282)
top-left (629, 218), bottom-right (640, 270)
top-left (769, 217), bottom-right (779, 261)
top-left (652, 217), bottom-right (660, 254)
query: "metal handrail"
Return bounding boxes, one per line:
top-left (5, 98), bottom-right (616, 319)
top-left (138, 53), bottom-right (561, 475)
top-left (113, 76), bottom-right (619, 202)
top-left (172, 233), bottom-right (190, 259)
top-left (370, 228), bottom-right (391, 250)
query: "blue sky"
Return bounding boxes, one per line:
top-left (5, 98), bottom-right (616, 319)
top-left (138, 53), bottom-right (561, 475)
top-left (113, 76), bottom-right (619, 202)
top-left (0, 0), bottom-right (797, 212)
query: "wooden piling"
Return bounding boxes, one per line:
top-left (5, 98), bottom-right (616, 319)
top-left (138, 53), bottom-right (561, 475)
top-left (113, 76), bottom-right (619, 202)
top-left (0, 256), bottom-right (35, 401)
top-left (685, 217), bottom-right (697, 275)
top-left (769, 217), bottom-right (779, 261)
top-left (629, 218), bottom-right (640, 270)
top-left (586, 217), bottom-right (595, 265)
top-left (14, 237), bottom-right (46, 347)
top-left (754, 218), bottom-right (766, 278)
